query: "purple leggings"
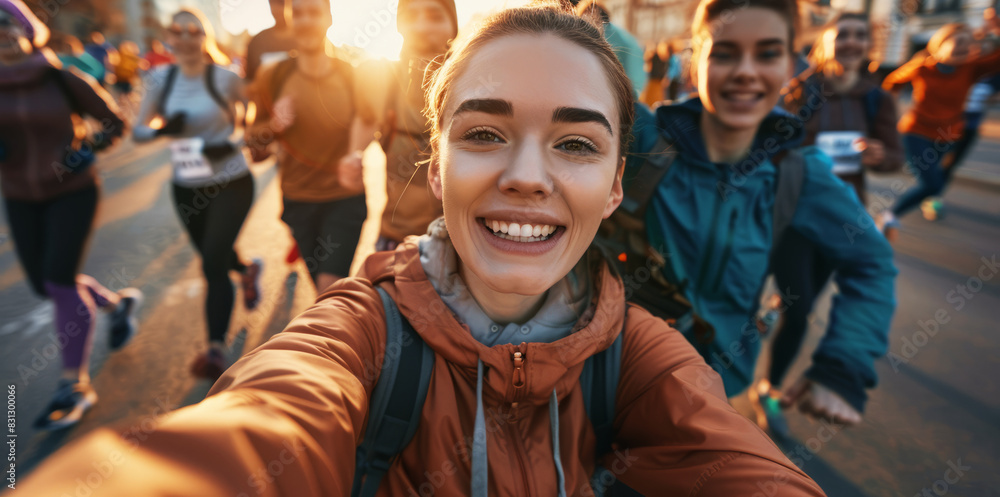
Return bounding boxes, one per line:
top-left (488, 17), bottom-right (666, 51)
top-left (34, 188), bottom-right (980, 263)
top-left (5, 186), bottom-right (119, 372)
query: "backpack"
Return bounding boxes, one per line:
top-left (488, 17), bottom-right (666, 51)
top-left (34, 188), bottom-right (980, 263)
top-left (157, 64), bottom-right (232, 124)
top-left (352, 288), bottom-right (637, 497)
top-left (593, 137), bottom-right (806, 343)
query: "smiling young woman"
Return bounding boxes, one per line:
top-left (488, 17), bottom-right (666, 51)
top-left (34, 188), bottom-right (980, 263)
top-left (640, 0), bottom-right (896, 428)
top-left (20, 4), bottom-right (824, 496)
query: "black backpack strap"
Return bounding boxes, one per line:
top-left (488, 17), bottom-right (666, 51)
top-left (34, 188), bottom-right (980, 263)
top-left (203, 64), bottom-right (233, 124)
top-left (584, 311), bottom-right (646, 497)
top-left (352, 287), bottom-right (434, 497)
top-left (156, 65), bottom-right (179, 119)
top-left (772, 149), bottom-right (806, 247)
top-left (580, 327), bottom-right (623, 459)
top-left (619, 136), bottom-right (677, 217)
top-left (47, 68), bottom-right (83, 116)
top-left (863, 87), bottom-right (882, 130)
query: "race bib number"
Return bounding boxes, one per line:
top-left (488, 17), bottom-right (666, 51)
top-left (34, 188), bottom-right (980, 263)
top-left (170, 137), bottom-right (214, 180)
top-left (816, 131), bottom-right (864, 175)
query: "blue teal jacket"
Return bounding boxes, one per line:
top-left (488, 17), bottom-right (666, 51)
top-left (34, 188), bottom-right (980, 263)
top-left (636, 98), bottom-right (897, 411)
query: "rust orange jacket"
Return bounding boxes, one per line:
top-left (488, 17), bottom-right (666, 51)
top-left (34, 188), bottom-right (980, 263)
top-left (21, 241), bottom-right (825, 496)
top-left (883, 49), bottom-right (1000, 141)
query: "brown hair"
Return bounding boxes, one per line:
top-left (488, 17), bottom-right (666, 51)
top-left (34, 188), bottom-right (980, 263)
top-left (424, 2), bottom-right (635, 158)
top-left (691, 0), bottom-right (800, 54)
top-left (927, 22), bottom-right (969, 57)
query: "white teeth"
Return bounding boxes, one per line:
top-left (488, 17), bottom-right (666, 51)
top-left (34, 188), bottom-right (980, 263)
top-left (483, 218), bottom-right (560, 242)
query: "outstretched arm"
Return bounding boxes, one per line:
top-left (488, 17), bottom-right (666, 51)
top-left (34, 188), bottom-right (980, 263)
top-left (608, 307), bottom-right (826, 496)
top-left (19, 279), bottom-right (388, 496)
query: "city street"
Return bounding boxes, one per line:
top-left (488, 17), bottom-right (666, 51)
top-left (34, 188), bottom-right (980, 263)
top-left (2, 113), bottom-right (999, 496)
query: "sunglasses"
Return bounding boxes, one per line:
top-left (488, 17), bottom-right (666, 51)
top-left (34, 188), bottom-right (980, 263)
top-left (168, 23), bottom-right (205, 38)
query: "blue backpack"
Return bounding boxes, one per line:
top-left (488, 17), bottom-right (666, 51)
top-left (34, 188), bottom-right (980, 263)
top-left (351, 288), bottom-right (640, 496)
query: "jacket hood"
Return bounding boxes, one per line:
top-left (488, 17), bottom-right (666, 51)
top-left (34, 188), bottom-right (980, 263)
top-left (358, 238), bottom-right (625, 407)
top-left (654, 97), bottom-right (804, 165)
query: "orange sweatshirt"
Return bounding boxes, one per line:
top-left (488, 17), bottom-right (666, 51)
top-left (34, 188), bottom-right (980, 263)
top-left (883, 50), bottom-right (1000, 141)
top-left (19, 241), bottom-right (825, 496)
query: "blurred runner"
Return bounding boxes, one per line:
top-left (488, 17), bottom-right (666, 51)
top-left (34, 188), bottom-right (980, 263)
top-left (49, 33), bottom-right (104, 82)
top-left (639, 0), bottom-right (897, 426)
top-left (245, 0), bottom-right (295, 81)
top-left (641, 40), bottom-right (669, 107)
top-left (247, 0), bottom-right (368, 291)
top-left (0, 0), bottom-right (141, 430)
top-left (83, 31), bottom-right (115, 86)
top-left (757, 12), bottom-right (904, 432)
top-left (143, 39), bottom-right (175, 69)
top-left (132, 7), bottom-right (262, 381)
top-left (881, 10), bottom-right (1000, 239)
top-left (245, 0), bottom-right (300, 266)
top-left (576, 0), bottom-right (647, 96)
top-left (356, 0), bottom-right (457, 252)
top-left (920, 71), bottom-right (1000, 220)
top-left (112, 40), bottom-right (147, 119)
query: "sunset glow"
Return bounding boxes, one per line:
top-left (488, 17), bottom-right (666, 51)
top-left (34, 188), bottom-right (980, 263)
top-left (219, 0), bottom-right (532, 59)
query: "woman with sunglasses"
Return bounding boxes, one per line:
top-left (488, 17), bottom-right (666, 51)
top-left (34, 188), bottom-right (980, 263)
top-left (0, 0), bottom-right (142, 430)
top-left (19, 5), bottom-right (824, 495)
top-left (133, 7), bottom-right (262, 380)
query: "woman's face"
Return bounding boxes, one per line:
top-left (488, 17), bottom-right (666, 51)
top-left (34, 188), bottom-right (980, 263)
top-left (431, 33), bottom-right (624, 297)
top-left (936, 30), bottom-right (972, 64)
top-left (166, 13), bottom-right (206, 61)
top-left (833, 18), bottom-right (870, 72)
top-left (695, 7), bottom-right (792, 132)
top-left (0, 10), bottom-right (31, 63)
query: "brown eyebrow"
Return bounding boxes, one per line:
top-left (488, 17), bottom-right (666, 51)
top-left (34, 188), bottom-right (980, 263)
top-left (552, 107), bottom-right (614, 136)
top-left (757, 38), bottom-right (786, 47)
top-left (453, 99), bottom-right (514, 117)
top-left (712, 38), bottom-right (787, 49)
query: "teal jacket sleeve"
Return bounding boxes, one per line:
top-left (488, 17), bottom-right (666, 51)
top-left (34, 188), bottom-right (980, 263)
top-left (787, 147), bottom-right (897, 412)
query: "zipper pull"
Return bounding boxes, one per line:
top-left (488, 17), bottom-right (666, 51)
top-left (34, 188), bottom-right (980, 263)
top-left (512, 350), bottom-right (525, 388)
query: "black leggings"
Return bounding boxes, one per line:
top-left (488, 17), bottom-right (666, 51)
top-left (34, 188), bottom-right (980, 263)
top-left (4, 186), bottom-right (98, 295)
top-left (171, 174), bottom-right (254, 342)
top-left (768, 229), bottom-right (835, 387)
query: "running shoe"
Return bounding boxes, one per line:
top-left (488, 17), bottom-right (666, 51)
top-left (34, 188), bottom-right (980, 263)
top-left (33, 379), bottom-right (97, 430)
top-left (109, 287), bottom-right (143, 350)
top-left (242, 258), bottom-right (263, 310)
top-left (190, 347), bottom-right (227, 381)
top-left (748, 379), bottom-right (792, 440)
top-left (921, 197), bottom-right (944, 221)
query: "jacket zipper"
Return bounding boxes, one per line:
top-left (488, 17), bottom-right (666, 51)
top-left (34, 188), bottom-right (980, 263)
top-left (694, 176), bottom-right (725, 301)
top-left (710, 210), bottom-right (738, 293)
top-left (507, 346), bottom-right (532, 496)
